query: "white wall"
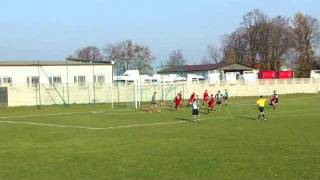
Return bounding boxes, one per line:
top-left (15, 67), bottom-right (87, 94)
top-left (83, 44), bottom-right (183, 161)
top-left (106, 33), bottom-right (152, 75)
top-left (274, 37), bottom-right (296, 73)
top-left (0, 64), bottom-right (113, 85)
top-left (2, 78), bottom-right (320, 107)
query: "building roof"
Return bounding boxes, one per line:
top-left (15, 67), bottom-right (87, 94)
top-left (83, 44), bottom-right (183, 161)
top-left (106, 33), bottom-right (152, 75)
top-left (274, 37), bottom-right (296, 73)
top-left (0, 58), bottom-right (112, 66)
top-left (159, 62), bottom-right (254, 73)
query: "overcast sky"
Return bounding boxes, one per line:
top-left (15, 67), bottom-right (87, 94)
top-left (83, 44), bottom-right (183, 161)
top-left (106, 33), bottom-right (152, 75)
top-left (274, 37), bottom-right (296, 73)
top-left (1, 0), bottom-right (319, 67)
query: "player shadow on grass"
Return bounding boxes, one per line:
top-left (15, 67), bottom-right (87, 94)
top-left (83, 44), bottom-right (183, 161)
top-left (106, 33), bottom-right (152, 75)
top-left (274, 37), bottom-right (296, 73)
top-left (175, 117), bottom-right (195, 122)
top-left (236, 116), bottom-right (257, 121)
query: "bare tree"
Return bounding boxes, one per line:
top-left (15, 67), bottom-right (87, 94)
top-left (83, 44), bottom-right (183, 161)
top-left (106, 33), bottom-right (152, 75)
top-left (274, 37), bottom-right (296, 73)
top-left (241, 9), bottom-right (268, 67)
top-left (269, 16), bottom-right (292, 70)
top-left (256, 16), bottom-right (272, 70)
top-left (315, 56), bottom-right (320, 69)
top-left (224, 10), bottom-right (294, 71)
top-left (223, 29), bottom-right (248, 64)
top-left (166, 49), bottom-right (186, 68)
top-left (131, 45), bottom-right (154, 75)
top-left (71, 46), bottom-right (103, 61)
top-left (201, 44), bottom-right (222, 64)
top-left (282, 48), bottom-right (299, 70)
top-left (105, 40), bottom-right (135, 74)
top-left (105, 40), bottom-right (154, 75)
top-left (292, 13), bottom-right (320, 77)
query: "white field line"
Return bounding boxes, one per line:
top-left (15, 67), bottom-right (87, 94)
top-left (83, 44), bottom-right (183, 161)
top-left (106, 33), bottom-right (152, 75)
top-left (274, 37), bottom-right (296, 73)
top-left (0, 109), bottom-right (135, 119)
top-left (0, 116), bottom-right (231, 130)
top-left (0, 120), bottom-right (187, 130)
top-left (0, 112), bottom-right (86, 119)
top-left (0, 120), bottom-right (102, 130)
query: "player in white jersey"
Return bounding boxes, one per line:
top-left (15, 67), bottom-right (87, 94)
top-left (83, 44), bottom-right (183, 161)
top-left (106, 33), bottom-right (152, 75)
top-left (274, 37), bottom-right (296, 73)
top-left (215, 90), bottom-right (223, 112)
top-left (192, 99), bottom-right (200, 121)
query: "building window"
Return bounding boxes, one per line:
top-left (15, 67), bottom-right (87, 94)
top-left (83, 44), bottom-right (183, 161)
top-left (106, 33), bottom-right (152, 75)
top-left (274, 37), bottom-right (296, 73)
top-left (53, 76), bottom-right (62, 85)
top-left (78, 76), bottom-right (86, 86)
top-left (49, 76), bottom-right (62, 85)
top-left (94, 75), bottom-right (105, 86)
top-left (3, 77), bottom-right (12, 86)
top-left (26, 77), bottom-right (30, 87)
top-left (31, 76), bottom-right (39, 87)
top-left (74, 76), bottom-right (86, 86)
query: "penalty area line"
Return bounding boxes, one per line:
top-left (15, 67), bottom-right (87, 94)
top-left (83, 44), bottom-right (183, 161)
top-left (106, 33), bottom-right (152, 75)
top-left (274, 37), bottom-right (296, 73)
top-left (0, 112), bottom-right (86, 119)
top-left (0, 120), bottom-right (193, 131)
top-left (0, 116), bottom-right (230, 131)
top-left (0, 120), bottom-right (101, 130)
top-left (0, 109), bottom-right (133, 119)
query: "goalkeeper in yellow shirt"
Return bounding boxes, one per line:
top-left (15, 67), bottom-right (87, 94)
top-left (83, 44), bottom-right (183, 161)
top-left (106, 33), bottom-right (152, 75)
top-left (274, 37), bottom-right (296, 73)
top-left (257, 96), bottom-right (267, 121)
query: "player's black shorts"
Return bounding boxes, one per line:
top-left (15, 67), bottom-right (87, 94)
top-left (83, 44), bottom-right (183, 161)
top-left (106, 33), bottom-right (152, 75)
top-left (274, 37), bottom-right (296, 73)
top-left (192, 109), bottom-right (199, 115)
top-left (258, 107), bottom-right (264, 113)
top-left (217, 101), bottom-right (222, 105)
top-left (224, 97), bottom-right (228, 100)
top-left (152, 102), bottom-right (156, 105)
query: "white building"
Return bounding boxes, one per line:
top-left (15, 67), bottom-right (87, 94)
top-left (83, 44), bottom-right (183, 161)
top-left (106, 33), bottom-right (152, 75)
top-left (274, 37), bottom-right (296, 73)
top-left (159, 62), bottom-right (257, 84)
top-left (311, 70), bottom-right (320, 79)
top-left (0, 59), bottom-right (114, 87)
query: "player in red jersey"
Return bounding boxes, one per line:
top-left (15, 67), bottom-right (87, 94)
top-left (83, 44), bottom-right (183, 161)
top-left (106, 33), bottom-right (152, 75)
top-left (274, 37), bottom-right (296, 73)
top-left (207, 94), bottom-right (215, 113)
top-left (202, 89), bottom-right (209, 108)
top-left (269, 90), bottom-right (279, 110)
top-left (174, 93), bottom-right (183, 110)
top-left (188, 92), bottom-right (196, 107)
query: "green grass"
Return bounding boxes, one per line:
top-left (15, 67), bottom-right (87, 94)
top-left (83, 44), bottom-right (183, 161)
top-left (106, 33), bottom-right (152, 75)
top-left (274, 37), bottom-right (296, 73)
top-left (0, 94), bottom-right (319, 180)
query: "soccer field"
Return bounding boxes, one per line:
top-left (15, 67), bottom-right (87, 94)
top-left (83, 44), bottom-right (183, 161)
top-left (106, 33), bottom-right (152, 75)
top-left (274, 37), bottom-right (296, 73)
top-left (0, 94), bottom-right (319, 180)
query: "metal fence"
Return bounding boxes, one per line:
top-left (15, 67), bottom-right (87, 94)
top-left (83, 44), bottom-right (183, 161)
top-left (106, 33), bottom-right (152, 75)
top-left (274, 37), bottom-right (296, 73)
top-left (2, 78), bottom-right (320, 107)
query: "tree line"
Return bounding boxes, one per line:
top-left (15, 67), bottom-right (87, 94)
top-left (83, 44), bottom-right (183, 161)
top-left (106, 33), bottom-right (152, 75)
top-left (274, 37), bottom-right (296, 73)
top-left (69, 40), bottom-right (154, 75)
top-left (222, 9), bottom-right (320, 77)
top-left (70, 9), bottom-right (320, 77)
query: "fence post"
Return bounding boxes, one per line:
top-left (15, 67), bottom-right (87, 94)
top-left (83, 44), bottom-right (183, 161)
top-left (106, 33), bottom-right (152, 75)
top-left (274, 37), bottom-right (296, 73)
top-left (293, 78), bottom-right (296, 93)
top-left (318, 78), bottom-right (320, 94)
top-left (302, 78), bottom-right (304, 93)
top-left (88, 84), bottom-right (91, 103)
top-left (66, 60), bottom-right (70, 105)
top-left (111, 83), bottom-right (114, 109)
top-left (134, 82), bottom-right (138, 109)
top-left (37, 60), bottom-right (42, 108)
top-left (139, 83), bottom-right (142, 107)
